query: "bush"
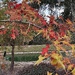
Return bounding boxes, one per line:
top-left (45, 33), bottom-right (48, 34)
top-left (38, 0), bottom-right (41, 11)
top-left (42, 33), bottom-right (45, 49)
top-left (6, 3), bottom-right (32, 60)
top-left (7, 53), bottom-right (39, 62)
top-left (17, 63), bottom-right (55, 75)
top-left (17, 63), bottom-right (70, 75)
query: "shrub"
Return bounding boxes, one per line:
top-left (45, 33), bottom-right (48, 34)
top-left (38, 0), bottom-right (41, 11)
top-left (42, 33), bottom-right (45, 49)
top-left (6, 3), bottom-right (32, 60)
top-left (17, 63), bottom-right (71, 75)
top-left (17, 63), bottom-right (55, 75)
top-left (7, 53), bottom-right (39, 62)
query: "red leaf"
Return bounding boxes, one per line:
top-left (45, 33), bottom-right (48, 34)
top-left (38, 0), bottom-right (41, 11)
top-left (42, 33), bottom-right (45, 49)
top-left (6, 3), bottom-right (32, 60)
top-left (3, 30), bottom-right (7, 34)
top-left (14, 4), bottom-right (22, 9)
top-left (41, 44), bottom-right (50, 55)
top-left (49, 15), bottom-right (55, 24)
top-left (59, 29), bottom-right (65, 37)
top-left (0, 30), bottom-right (7, 35)
top-left (10, 14), bottom-right (22, 21)
top-left (59, 25), bottom-right (67, 37)
top-left (10, 28), bottom-right (18, 39)
top-left (0, 31), bottom-right (3, 35)
top-left (41, 20), bottom-right (47, 26)
top-left (10, 33), bottom-right (16, 39)
top-left (46, 44), bottom-right (50, 48)
top-left (49, 30), bottom-right (58, 40)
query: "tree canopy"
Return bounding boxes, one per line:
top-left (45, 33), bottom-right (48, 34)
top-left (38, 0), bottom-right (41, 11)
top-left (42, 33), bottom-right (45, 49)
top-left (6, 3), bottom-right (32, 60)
top-left (0, 0), bottom-right (75, 73)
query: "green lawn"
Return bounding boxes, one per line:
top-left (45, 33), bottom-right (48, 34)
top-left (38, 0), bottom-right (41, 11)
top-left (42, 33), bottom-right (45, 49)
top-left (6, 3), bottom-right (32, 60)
top-left (0, 44), bottom-right (72, 53)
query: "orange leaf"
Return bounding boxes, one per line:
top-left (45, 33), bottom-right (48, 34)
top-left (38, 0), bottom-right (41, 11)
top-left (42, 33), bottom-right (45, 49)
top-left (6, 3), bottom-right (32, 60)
top-left (67, 64), bottom-right (74, 71)
top-left (36, 29), bottom-right (43, 35)
top-left (66, 18), bottom-right (73, 25)
top-left (49, 30), bottom-right (58, 40)
top-left (63, 58), bottom-right (70, 65)
top-left (47, 71), bottom-right (52, 75)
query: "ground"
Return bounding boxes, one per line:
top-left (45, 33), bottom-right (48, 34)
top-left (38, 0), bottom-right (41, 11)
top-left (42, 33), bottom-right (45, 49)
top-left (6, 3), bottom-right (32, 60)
top-left (0, 61), bottom-right (35, 75)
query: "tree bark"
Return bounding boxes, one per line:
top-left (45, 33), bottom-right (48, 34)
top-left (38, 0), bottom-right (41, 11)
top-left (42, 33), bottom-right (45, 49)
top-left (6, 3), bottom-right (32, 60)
top-left (64, 0), bottom-right (71, 19)
top-left (71, 0), bottom-right (75, 21)
top-left (10, 40), bottom-right (15, 72)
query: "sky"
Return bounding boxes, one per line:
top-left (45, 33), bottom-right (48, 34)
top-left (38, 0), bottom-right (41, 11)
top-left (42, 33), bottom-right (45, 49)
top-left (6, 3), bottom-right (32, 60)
top-left (0, 0), bottom-right (22, 3)
top-left (0, 0), bottom-right (2, 2)
top-left (15, 0), bottom-right (23, 4)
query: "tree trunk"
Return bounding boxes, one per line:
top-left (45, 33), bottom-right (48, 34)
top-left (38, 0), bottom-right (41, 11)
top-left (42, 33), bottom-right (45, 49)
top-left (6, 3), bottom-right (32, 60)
top-left (10, 40), bottom-right (15, 71)
top-left (64, 0), bottom-right (71, 19)
top-left (71, 0), bottom-right (75, 21)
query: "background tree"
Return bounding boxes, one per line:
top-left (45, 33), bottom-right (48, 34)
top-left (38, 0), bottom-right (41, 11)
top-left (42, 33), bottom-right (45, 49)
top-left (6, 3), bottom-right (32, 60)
top-left (63, 0), bottom-right (71, 19)
top-left (71, 0), bottom-right (75, 21)
top-left (64, 0), bottom-right (75, 21)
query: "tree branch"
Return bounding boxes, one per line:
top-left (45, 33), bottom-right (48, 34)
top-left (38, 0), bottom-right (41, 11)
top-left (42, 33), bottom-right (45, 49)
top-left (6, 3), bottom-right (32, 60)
top-left (0, 20), bottom-right (43, 29)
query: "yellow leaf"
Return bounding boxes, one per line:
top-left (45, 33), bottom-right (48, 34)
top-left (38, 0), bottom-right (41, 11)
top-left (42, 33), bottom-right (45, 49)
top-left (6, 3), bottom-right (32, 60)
top-left (53, 40), bottom-right (59, 45)
top-left (71, 45), bottom-right (75, 50)
top-left (55, 73), bottom-right (58, 75)
top-left (55, 46), bottom-right (60, 51)
top-left (51, 53), bottom-right (65, 69)
top-left (51, 59), bottom-right (58, 65)
top-left (51, 53), bottom-right (62, 60)
top-left (34, 55), bottom-right (46, 65)
top-left (67, 30), bottom-right (71, 37)
top-left (30, 0), bottom-right (33, 3)
top-left (47, 71), bottom-right (52, 75)
top-left (63, 35), bottom-right (70, 40)
top-left (70, 44), bottom-right (75, 56)
top-left (62, 41), bottom-right (69, 45)
top-left (58, 60), bottom-right (65, 70)
top-left (72, 68), bottom-right (75, 75)
top-left (67, 64), bottom-right (74, 71)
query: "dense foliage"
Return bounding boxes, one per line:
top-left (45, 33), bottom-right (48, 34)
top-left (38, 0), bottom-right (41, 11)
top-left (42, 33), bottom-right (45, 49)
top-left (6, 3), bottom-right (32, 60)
top-left (0, 0), bottom-right (75, 74)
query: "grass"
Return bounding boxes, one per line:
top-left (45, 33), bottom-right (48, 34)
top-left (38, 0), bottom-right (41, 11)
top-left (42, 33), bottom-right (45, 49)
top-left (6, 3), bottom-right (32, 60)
top-left (6, 53), bottom-right (40, 62)
top-left (0, 44), bottom-right (72, 53)
top-left (3, 44), bottom-right (72, 62)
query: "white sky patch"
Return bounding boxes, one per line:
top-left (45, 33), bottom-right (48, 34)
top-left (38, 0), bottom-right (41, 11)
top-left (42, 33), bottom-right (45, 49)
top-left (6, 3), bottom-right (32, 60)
top-left (39, 4), bottom-right (65, 23)
top-left (15, 0), bottom-right (23, 4)
top-left (0, 0), bottom-right (2, 2)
